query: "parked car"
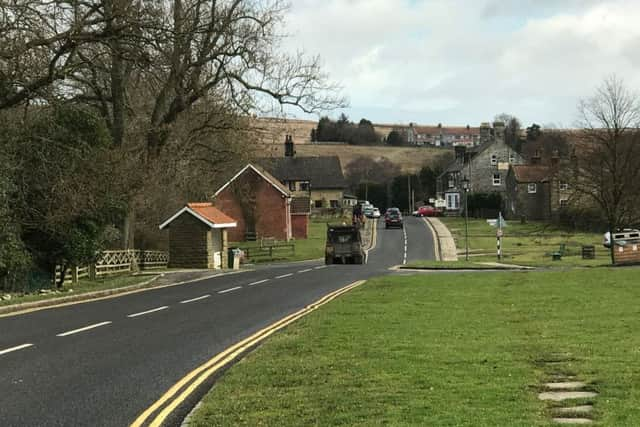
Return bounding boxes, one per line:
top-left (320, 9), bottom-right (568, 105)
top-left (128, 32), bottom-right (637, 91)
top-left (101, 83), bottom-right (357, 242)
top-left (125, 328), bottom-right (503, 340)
top-left (385, 208), bottom-right (403, 228)
top-left (413, 205), bottom-right (441, 217)
top-left (363, 205), bottom-right (375, 218)
top-left (603, 229), bottom-right (640, 248)
top-left (372, 207), bottom-right (381, 218)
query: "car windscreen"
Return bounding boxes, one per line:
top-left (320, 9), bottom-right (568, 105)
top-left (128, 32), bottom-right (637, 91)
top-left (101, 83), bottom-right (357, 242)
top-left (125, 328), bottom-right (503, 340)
top-left (328, 231), bottom-right (357, 243)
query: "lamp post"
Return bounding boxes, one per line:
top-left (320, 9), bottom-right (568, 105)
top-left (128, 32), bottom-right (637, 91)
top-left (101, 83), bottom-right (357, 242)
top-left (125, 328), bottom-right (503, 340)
top-left (462, 176), bottom-right (470, 261)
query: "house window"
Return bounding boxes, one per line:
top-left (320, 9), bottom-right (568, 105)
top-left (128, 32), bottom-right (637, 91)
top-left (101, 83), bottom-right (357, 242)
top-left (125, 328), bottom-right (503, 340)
top-left (299, 181), bottom-right (310, 191)
top-left (493, 173), bottom-right (501, 186)
top-left (330, 200), bottom-right (339, 208)
top-left (509, 153), bottom-right (516, 163)
top-left (528, 183), bottom-right (537, 193)
top-left (559, 199), bottom-right (568, 207)
top-left (491, 154), bottom-right (497, 165)
top-left (448, 178), bottom-right (454, 189)
top-left (446, 193), bottom-right (460, 210)
top-left (314, 200), bottom-right (323, 208)
top-left (559, 182), bottom-right (569, 191)
top-left (288, 181), bottom-right (296, 191)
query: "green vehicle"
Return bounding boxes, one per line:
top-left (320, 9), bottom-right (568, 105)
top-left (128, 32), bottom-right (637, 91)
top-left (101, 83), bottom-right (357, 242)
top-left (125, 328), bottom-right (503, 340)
top-left (325, 224), bottom-right (365, 265)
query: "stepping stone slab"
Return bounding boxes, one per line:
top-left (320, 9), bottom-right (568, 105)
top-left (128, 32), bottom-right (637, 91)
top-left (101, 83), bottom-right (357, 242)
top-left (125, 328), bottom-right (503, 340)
top-left (555, 405), bottom-right (594, 414)
top-left (545, 381), bottom-right (587, 390)
top-left (538, 391), bottom-right (598, 401)
top-left (552, 417), bottom-right (593, 424)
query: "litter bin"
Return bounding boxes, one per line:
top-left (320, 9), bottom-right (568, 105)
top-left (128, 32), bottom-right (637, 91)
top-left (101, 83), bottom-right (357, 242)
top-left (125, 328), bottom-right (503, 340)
top-left (582, 245), bottom-right (595, 260)
top-left (228, 248), bottom-right (241, 270)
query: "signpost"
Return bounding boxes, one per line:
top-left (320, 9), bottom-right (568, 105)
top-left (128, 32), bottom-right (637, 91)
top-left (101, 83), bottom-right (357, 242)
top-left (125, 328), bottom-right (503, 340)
top-left (488, 212), bottom-right (506, 261)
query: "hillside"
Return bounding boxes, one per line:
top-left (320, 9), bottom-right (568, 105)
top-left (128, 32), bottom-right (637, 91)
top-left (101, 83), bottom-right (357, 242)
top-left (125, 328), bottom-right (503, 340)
top-left (261, 143), bottom-right (452, 174)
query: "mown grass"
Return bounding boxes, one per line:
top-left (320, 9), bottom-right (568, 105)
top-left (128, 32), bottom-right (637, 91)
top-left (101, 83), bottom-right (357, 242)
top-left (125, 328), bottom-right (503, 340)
top-left (190, 268), bottom-right (640, 426)
top-left (0, 274), bottom-right (155, 307)
top-left (440, 217), bottom-right (610, 267)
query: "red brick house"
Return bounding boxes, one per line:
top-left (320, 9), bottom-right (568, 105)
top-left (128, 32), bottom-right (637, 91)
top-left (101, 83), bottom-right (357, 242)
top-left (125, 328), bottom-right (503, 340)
top-left (159, 203), bottom-right (237, 269)
top-left (214, 164), bottom-right (309, 242)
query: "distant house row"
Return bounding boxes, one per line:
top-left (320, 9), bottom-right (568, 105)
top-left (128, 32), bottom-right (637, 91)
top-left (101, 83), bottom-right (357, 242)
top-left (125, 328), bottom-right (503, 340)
top-left (436, 123), bottom-right (573, 221)
top-left (396, 121), bottom-right (508, 148)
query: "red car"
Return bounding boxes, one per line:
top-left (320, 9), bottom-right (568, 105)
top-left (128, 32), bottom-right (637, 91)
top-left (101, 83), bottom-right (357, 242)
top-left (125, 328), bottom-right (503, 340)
top-left (414, 205), bottom-right (441, 217)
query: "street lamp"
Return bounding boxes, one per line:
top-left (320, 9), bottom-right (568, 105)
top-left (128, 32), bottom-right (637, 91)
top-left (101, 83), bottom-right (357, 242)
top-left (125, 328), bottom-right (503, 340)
top-left (462, 176), bottom-right (470, 261)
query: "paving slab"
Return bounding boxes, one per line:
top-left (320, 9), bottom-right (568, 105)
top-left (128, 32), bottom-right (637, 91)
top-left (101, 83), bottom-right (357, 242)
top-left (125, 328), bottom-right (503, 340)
top-left (552, 417), bottom-right (593, 424)
top-left (544, 381), bottom-right (587, 390)
top-left (539, 391), bottom-right (598, 401)
top-left (555, 406), bottom-right (594, 414)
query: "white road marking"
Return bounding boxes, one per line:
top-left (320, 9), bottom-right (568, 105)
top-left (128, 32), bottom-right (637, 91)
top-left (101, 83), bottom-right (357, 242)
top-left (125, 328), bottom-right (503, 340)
top-left (0, 343), bottom-right (33, 356)
top-left (127, 306), bottom-right (169, 318)
top-left (275, 273), bottom-right (293, 279)
top-left (248, 279), bottom-right (269, 287)
top-left (218, 286), bottom-right (242, 294)
top-left (298, 269), bottom-right (313, 273)
top-left (403, 226), bottom-right (408, 265)
top-left (180, 294), bottom-right (211, 304)
top-left (56, 321), bottom-right (112, 337)
top-left (314, 266), bottom-right (327, 270)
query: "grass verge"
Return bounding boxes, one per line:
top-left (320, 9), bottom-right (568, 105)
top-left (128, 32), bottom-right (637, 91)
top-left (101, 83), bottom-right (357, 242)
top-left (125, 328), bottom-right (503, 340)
top-left (0, 274), bottom-right (156, 307)
top-left (403, 260), bottom-right (517, 270)
top-left (440, 217), bottom-right (610, 267)
top-left (189, 268), bottom-right (640, 426)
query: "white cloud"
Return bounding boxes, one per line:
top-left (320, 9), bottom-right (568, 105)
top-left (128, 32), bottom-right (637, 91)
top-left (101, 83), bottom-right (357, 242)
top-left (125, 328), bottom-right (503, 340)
top-left (280, 0), bottom-right (640, 127)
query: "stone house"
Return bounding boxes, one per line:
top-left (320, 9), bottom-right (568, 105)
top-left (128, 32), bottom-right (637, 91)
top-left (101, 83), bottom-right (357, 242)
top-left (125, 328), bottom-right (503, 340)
top-left (436, 122), bottom-right (525, 215)
top-left (505, 165), bottom-right (553, 220)
top-left (259, 136), bottom-right (347, 209)
top-left (213, 163), bottom-right (309, 242)
top-left (159, 203), bottom-right (237, 269)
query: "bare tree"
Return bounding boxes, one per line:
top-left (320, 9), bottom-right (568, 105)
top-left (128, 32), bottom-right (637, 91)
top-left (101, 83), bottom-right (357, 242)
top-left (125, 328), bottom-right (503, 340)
top-left (571, 76), bottom-right (640, 263)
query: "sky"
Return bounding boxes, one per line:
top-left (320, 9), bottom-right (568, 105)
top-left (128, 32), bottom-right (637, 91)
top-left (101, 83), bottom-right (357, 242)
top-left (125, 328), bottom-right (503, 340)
top-left (276, 0), bottom-right (640, 128)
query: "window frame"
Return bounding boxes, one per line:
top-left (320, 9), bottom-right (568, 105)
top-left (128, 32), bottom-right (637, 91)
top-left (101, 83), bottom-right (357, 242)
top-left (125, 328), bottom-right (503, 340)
top-left (492, 173), bottom-right (501, 186)
top-left (527, 183), bottom-right (537, 194)
top-left (490, 154), bottom-right (498, 165)
top-left (559, 181), bottom-right (569, 191)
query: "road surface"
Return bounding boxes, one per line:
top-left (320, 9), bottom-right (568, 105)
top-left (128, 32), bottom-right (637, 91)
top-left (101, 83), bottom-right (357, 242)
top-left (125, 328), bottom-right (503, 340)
top-left (0, 217), bottom-right (435, 426)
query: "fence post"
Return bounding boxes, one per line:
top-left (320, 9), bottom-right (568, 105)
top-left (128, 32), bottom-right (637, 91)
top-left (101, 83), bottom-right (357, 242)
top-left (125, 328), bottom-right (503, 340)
top-left (72, 267), bottom-right (79, 284)
top-left (89, 263), bottom-right (96, 280)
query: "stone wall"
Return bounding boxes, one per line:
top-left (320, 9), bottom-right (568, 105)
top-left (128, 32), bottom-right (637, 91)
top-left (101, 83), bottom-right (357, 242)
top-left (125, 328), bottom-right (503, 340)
top-left (468, 140), bottom-right (524, 195)
top-left (505, 174), bottom-right (551, 220)
top-left (168, 213), bottom-right (210, 269)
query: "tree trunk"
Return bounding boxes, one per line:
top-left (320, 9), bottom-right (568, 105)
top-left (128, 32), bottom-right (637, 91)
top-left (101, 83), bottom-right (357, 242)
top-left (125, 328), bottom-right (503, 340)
top-left (122, 206), bottom-right (136, 249)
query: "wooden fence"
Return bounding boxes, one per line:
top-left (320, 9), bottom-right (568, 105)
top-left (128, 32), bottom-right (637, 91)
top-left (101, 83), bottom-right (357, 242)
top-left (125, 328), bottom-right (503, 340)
top-left (54, 250), bottom-right (169, 285)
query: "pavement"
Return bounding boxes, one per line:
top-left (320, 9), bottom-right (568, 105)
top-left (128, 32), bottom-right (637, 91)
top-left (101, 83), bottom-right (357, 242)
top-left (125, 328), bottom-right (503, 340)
top-left (0, 216), bottom-right (435, 427)
top-left (425, 217), bottom-right (459, 261)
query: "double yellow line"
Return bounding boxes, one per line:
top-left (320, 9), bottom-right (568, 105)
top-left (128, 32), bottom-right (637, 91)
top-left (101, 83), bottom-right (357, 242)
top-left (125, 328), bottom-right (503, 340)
top-left (131, 279), bottom-right (367, 427)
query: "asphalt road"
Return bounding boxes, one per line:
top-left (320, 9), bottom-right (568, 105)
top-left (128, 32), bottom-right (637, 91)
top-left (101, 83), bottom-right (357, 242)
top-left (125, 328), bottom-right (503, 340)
top-left (0, 216), bottom-right (435, 427)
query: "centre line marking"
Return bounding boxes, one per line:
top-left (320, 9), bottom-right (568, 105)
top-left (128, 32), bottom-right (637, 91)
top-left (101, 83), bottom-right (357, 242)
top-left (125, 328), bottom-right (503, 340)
top-left (180, 295), bottom-right (211, 304)
top-left (298, 268), bottom-right (313, 273)
top-left (248, 279), bottom-right (269, 286)
top-left (218, 286), bottom-right (241, 294)
top-left (275, 273), bottom-right (293, 279)
top-left (56, 321), bottom-right (112, 337)
top-left (128, 306), bottom-right (169, 318)
top-left (0, 343), bottom-right (34, 356)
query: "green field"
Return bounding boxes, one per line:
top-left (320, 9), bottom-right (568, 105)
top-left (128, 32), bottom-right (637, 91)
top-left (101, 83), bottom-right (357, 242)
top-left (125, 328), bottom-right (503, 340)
top-left (441, 217), bottom-right (610, 267)
top-left (189, 268), bottom-right (640, 426)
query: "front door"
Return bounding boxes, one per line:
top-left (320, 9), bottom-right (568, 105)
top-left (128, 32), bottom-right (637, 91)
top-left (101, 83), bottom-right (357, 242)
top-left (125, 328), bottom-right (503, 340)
top-left (445, 192), bottom-right (460, 211)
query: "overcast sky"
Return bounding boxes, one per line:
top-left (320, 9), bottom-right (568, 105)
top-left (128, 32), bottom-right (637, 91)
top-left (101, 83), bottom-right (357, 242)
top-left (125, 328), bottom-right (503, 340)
top-left (278, 0), bottom-right (640, 128)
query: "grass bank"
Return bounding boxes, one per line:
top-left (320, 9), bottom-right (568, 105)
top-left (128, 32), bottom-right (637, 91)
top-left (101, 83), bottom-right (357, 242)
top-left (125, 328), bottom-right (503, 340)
top-left (440, 217), bottom-right (609, 267)
top-left (0, 274), bottom-right (156, 308)
top-left (189, 268), bottom-right (640, 426)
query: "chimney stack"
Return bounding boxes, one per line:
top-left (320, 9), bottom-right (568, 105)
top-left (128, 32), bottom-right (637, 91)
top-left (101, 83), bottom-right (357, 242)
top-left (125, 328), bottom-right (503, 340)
top-left (284, 134), bottom-right (295, 157)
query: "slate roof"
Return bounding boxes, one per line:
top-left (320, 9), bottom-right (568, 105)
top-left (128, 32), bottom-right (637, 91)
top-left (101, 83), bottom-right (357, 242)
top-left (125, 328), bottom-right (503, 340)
top-left (511, 165), bottom-right (551, 183)
top-left (258, 156), bottom-right (346, 190)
